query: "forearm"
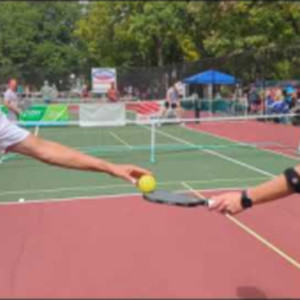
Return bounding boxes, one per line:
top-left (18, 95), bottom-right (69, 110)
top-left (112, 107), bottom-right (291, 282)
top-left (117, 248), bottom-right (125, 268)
top-left (210, 166), bottom-right (300, 214)
top-left (10, 135), bottom-right (115, 173)
top-left (39, 141), bottom-right (114, 172)
top-left (248, 174), bottom-right (294, 205)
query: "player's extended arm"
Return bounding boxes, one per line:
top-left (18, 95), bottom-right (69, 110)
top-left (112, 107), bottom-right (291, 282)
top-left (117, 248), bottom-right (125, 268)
top-left (209, 166), bottom-right (300, 214)
top-left (8, 134), bottom-right (151, 184)
top-left (247, 172), bottom-right (295, 204)
top-left (4, 99), bottom-right (22, 116)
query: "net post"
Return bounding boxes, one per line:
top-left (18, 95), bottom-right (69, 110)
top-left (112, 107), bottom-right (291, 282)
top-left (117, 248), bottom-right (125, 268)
top-left (150, 119), bottom-right (156, 163)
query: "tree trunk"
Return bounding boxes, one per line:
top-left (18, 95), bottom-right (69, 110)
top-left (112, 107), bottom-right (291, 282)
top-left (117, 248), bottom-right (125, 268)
top-left (154, 35), bottom-right (164, 67)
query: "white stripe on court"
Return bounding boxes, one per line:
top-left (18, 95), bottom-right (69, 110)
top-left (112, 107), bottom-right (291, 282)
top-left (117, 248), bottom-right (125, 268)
top-left (34, 125), bottom-right (39, 136)
top-left (0, 153), bottom-right (17, 164)
top-left (109, 131), bottom-right (132, 149)
top-left (154, 127), bottom-right (275, 178)
top-left (185, 125), bottom-right (300, 162)
top-left (181, 182), bottom-right (300, 272)
top-left (0, 186), bottom-right (247, 206)
top-left (0, 176), bottom-right (267, 196)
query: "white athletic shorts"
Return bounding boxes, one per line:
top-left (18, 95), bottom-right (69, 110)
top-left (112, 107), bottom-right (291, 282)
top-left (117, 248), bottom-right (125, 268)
top-left (0, 112), bottom-right (29, 151)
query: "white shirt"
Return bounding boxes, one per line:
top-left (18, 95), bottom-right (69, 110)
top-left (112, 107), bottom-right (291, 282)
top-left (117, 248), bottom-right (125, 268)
top-left (174, 81), bottom-right (184, 96)
top-left (4, 88), bottom-right (18, 104)
top-left (166, 87), bottom-right (179, 103)
top-left (4, 88), bottom-right (19, 121)
top-left (0, 112), bottom-right (29, 151)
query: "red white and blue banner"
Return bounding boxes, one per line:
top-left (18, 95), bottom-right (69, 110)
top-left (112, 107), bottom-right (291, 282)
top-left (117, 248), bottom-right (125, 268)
top-left (91, 68), bottom-right (116, 93)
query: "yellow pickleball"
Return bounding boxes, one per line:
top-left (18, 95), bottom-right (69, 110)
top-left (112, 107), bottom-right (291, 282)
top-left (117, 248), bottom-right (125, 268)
top-left (138, 175), bottom-right (156, 193)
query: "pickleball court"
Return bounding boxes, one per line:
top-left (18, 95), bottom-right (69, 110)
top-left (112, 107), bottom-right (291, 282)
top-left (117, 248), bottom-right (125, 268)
top-left (0, 110), bottom-right (300, 298)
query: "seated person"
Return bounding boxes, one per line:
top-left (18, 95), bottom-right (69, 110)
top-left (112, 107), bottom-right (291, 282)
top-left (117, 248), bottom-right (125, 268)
top-left (265, 91), bottom-right (275, 114)
top-left (248, 87), bottom-right (262, 114)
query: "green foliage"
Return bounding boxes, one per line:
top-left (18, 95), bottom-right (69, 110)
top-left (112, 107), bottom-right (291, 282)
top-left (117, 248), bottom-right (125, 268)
top-left (0, 1), bottom-right (82, 87)
top-left (200, 1), bottom-right (300, 56)
top-left (75, 1), bottom-right (192, 67)
top-left (1, 1), bottom-right (300, 86)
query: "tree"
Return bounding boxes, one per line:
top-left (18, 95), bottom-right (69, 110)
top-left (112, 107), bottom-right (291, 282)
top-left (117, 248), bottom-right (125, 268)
top-left (0, 1), bottom-right (83, 88)
top-left (75, 1), bottom-right (198, 67)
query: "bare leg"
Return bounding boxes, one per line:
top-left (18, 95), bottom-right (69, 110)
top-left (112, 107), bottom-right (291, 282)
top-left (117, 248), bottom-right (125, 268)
top-left (160, 107), bottom-right (167, 118)
top-left (176, 106), bottom-right (182, 119)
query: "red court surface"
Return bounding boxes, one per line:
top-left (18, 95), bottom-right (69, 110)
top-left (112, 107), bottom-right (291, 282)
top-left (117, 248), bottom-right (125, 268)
top-left (0, 191), bottom-right (299, 298)
top-left (189, 120), bottom-right (300, 158)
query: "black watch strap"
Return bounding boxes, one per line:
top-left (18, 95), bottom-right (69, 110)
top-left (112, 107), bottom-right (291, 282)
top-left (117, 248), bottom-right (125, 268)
top-left (241, 190), bottom-right (253, 209)
top-left (284, 168), bottom-right (300, 193)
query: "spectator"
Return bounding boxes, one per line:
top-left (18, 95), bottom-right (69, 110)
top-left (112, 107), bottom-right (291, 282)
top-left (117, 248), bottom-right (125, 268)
top-left (107, 82), bottom-right (119, 102)
top-left (248, 86), bottom-right (261, 114)
top-left (40, 80), bottom-right (53, 104)
top-left (17, 83), bottom-right (24, 95)
top-left (265, 89), bottom-right (275, 115)
top-left (274, 88), bottom-right (283, 102)
top-left (51, 84), bottom-right (58, 102)
top-left (271, 100), bottom-right (289, 114)
top-left (296, 89), bottom-right (300, 105)
top-left (239, 93), bottom-right (248, 107)
top-left (3, 79), bottom-right (22, 121)
top-left (128, 85), bottom-right (133, 98)
top-left (25, 85), bottom-right (30, 98)
top-left (81, 84), bottom-right (90, 101)
top-left (291, 89), bottom-right (300, 125)
top-left (283, 87), bottom-right (293, 109)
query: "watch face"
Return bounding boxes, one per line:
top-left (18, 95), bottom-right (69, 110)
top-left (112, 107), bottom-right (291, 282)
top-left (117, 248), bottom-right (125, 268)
top-left (243, 198), bottom-right (252, 208)
top-left (241, 191), bottom-right (253, 208)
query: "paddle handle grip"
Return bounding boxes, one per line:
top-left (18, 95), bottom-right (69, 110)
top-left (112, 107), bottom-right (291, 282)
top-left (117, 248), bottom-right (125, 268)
top-left (206, 199), bottom-right (215, 207)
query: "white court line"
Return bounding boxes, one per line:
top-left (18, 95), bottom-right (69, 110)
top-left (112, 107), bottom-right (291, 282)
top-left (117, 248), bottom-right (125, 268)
top-left (0, 186), bottom-right (245, 206)
top-left (109, 131), bottom-right (132, 149)
top-left (34, 125), bottom-right (39, 137)
top-left (185, 124), bottom-right (300, 162)
top-left (181, 182), bottom-right (300, 272)
top-left (154, 127), bottom-right (275, 178)
top-left (0, 153), bottom-right (6, 164)
top-left (0, 176), bottom-right (267, 196)
top-left (0, 153), bottom-right (17, 164)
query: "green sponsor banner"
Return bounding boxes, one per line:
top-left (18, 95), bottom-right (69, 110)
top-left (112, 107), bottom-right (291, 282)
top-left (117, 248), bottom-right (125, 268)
top-left (20, 105), bottom-right (46, 121)
top-left (0, 105), bottom-right (9, 115)
top-left (18, 104), bottom-right (69, 122)
top-left (43, 104), bottom-right (69, 121)
top-left (0, 104), bottom-right (69, 121)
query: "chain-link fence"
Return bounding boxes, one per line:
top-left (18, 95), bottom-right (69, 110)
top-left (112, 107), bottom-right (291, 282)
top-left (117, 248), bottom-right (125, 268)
top-left (115, 45), bottom-right (300, 99)
top-left (2, 44), bottom-right (300, 103)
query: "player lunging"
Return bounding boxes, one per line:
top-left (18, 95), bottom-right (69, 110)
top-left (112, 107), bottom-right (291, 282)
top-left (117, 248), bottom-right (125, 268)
top-left (0, 81), bottom-right (150, 184)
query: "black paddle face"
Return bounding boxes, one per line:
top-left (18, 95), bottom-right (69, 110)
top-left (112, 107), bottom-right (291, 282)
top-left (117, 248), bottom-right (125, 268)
top-left (143, 190), bottom-right (209, 207)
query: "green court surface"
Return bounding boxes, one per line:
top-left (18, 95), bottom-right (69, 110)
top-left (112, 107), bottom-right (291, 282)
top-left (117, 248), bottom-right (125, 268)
top-left (0, 121), bottom-right (297, 204)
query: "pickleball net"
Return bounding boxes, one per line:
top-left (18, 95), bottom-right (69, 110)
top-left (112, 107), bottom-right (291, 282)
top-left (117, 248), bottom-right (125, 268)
top-left (1, 101), bottom-right (300, 164)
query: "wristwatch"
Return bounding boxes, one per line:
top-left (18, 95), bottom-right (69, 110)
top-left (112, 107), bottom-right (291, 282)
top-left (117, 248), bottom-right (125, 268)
top-left (241, 190), bottom-right (253, 209)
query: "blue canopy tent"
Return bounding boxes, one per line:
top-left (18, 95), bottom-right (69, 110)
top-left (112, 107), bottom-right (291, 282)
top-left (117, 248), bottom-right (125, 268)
top-left (183, 69), bottom-right (238, 116)
top-left (183, 69), bottom-right (237, 85)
